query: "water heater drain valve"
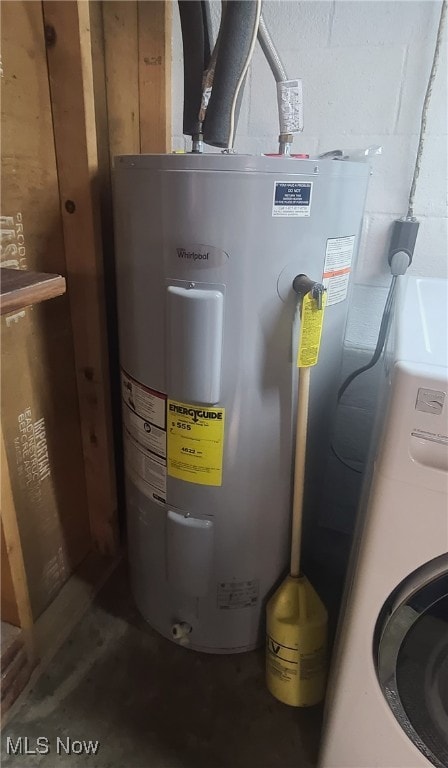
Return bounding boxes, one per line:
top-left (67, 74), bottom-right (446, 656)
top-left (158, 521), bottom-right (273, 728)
top-left (171, 622), bottom-right (192, 646)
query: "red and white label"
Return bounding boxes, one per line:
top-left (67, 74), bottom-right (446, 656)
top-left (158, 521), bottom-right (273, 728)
top-left (322, 236), bottom-right (356, 306)
top-left (121, 369), bottom-right (167, 504)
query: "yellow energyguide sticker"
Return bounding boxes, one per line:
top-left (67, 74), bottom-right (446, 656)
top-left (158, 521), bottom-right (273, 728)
top-left (167, 399), bottom-right (225, 486)
top-left (297, 292), bottom-right (327, 368)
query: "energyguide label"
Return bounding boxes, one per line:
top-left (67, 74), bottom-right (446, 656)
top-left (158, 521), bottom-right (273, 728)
top-left (167, 399), bottom-right (225, 486)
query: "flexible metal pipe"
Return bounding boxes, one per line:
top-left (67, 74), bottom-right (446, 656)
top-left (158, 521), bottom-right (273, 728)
top-left (257, 14), bottom-right (288, 83)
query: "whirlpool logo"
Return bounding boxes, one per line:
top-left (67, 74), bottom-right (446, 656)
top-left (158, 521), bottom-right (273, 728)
top-left (176, 247), bottom-right (209, 262)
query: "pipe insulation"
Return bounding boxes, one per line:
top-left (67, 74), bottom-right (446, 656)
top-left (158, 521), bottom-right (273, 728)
top-left (199, 3), bottom-right (227, 125)
top-left (201, 0), bottom-right (213, 63)
top-left (178, 1), bottom-right (208, 137)
top-left (203, 0), bottom-right (261, 148)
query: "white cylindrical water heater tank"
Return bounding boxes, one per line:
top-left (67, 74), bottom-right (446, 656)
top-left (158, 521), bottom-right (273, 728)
top-left (114, 154), bottom-right (369, 653)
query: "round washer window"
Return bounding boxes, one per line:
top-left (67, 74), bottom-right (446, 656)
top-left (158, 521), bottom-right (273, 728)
top-left (375, 557), bottom-right (448, 768)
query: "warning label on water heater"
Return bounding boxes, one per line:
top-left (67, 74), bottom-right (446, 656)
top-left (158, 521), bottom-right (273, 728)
top-left (167, 399), bottom-right (225, 486)
top-left (272, 181), bottom-right (313, 217)
top-left (322, 235), bottom-right (356, 305)
top-left (217, 580), bottom-right (259, 610)
top-left (121, 369), bottom-right (167, 504)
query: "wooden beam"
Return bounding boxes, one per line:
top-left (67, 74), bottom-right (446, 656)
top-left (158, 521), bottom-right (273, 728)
top-left (103, 0), bottom-right (141, 161)
top-left (138, 0), bottom-right (172, 153)
top-left (1, 524), bottom-right (20, 626)
top-left (0, 268), bottom-right (66, 315)
top-left (43, 0), bottom-right (118, 555)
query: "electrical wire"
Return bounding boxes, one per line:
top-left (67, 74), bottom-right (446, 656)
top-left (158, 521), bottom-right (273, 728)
top-left (227, 0), bottom-right (262, 148)
top-left (331, 444), bottom-right (363, 474)
top-left (330, 277), bottom-right (397, 474)
top-left (407, 0), bottom-right (447, 218)
top-left (337, 276), bottom-right (397, 403)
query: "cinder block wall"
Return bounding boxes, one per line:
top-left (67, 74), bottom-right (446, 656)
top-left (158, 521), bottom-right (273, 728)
top-left (172, 0), bottom-right (447, 531)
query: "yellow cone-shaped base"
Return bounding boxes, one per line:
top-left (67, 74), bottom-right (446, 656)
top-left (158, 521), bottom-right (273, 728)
top-left (266, 574), bottom-right (328, 707)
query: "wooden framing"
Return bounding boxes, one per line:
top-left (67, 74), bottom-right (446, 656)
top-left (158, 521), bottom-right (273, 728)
top-left (138, 1), bottom-right (172, 153)
top-left (102, 1), bottom-right (141, 160)
top-left (1, 0), bottom-right (172, 716)
top-left (0, 426), bottom-right (33, 634)
top-left (43, 0), bottom-right (118, 555)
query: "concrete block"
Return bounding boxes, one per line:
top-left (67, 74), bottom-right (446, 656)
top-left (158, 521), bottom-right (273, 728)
top-left (397, 41), bottom-right (448, 136)
top-left (330, 0), bottom-right (441, 47)
top-left (249, 45), bottom-right (406, 136)
top-left (317, 134), bottom-right (419, 214)
top-left (247, 48), bottom-right (279, 137)
top-left (235, 134), bottom-right (319, 156)
top-left (355, 213), bottom-right (398, 286)
top-left (345, 283), bottom-right (391, 348)
top-left (261, 0), bottom-right (332, 49)
top-left (411, 135), bottom-right (448, 218)
top-left (410, 217), bottom-right (448, 278)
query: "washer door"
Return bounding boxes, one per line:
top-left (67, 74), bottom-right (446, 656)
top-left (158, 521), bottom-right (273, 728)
top-left (375, 555), bottom-right (448, 768)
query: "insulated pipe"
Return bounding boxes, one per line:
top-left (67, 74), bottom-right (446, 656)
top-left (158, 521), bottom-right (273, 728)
top-left (178, 1), bottom-right (207, 137)
top-left (198, 3), bottom-right (227, 125)
top-left (257, 14), bottom-right (287, 83)
top-left (201, 0), bottom-right (212, 64)
top-left (203, 0), bottom-right (261, 148)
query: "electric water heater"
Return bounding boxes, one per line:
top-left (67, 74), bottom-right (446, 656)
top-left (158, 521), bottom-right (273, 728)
top-left (114, 153), bottom-right (369, 653)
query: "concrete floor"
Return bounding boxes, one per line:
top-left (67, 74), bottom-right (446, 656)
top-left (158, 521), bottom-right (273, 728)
top-left (1, 563), bottom-right (323, 768)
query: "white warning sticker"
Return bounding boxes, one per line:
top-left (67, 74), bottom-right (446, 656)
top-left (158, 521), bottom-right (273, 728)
top-left (322, 235), bottom-right (356, 305)
top-left (217, 580), bottom-right (259, 610)
top-left (123, 405), bottom-right (166, 459)
top-left (121, 369), bottom-right (167, 504)
top-left (121, 370), bottom-right (166, 429)
top-left (272, 181), bottom-right (312, 217)
top-left (124, 436), bottom-right (167, 505)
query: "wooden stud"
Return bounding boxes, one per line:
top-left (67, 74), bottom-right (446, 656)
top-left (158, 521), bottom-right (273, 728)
top-left (43, 0), bottom-right (118, 555)
top-left (103, 1), bottom-right (141, 161)
top-left (1, 524), bottom-right (20, 626)
top-left (0, 426), bottom-right (33, 632)
top-left (138, 0), bottom-right (172, 153)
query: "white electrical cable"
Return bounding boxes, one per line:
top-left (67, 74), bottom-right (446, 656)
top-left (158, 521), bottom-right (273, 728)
top-left (408, 0), bottom-right (447, 217)
top-left (227, 0), bottom-right (262, 149)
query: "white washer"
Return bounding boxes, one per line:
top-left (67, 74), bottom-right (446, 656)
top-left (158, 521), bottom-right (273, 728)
top-left (319, 276), bottom-right (448, 768)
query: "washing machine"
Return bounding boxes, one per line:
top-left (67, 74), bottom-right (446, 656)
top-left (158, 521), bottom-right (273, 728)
top-left (319, 276), bottom-right (448, 768)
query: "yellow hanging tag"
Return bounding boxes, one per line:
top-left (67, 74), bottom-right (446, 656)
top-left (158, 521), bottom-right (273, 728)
top-left (297, 292), bottom-right (327, 368)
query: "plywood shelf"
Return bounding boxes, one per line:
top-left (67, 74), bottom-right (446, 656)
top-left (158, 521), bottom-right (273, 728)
top-left (0, 268), bottom-right (66, 315)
